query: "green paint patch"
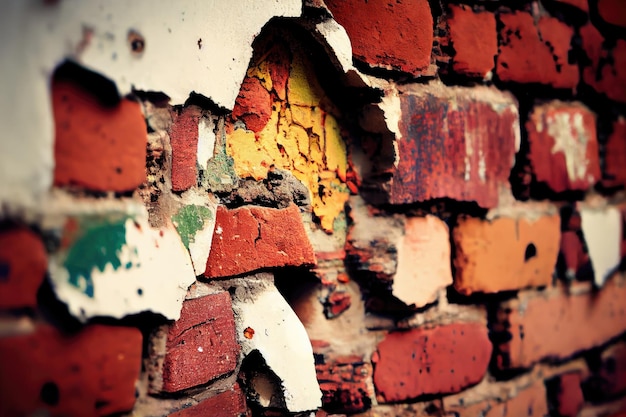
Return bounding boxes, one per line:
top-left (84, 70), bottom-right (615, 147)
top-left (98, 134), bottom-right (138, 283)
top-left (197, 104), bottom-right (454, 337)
top-left (172, 205), bottom-right (214, 249)
top-left (63, 217), bottom-right (130, 298)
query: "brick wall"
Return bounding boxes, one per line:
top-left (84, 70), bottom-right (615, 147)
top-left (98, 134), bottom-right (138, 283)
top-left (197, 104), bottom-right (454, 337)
top-left (1, 0), bottom-right (626, 416)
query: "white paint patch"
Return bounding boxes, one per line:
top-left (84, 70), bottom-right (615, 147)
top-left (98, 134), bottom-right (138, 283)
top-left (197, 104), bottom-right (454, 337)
top-left (314, 18), bottom-right (353, 73)
top-left (379, 87), bottom-right (403, 146)
top-left (197, 116), bottom-right (216, 171)
top-left (548, 112), bottom-right (592, 183)
top-left (49, 216), bottom-right (196, 322)
top-left (232, 277), bottom-right (322, 412)
top-left (581, 206), bottom-right (621, 287)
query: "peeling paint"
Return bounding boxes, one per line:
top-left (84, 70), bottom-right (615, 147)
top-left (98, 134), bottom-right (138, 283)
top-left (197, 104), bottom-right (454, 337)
top-left (547, 112), bottom-right (593, 183)
top-left (580, 206), bottom-right (621, 287)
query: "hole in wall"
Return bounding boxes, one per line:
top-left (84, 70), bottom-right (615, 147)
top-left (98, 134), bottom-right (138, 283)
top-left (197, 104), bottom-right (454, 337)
top-left (524, 243), bottom-right (537, 261)
top-left (40, 381), bottom-right (60, 406)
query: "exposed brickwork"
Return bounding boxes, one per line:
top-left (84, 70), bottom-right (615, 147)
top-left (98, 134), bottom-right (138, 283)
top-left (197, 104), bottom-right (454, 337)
top-left (0, 227), bottom-right (47, 309)
top-left (169, 106), bottom-right (201, 192)
top-left (52, 79), bottom-right (147, 191)
top-left (231, 76), bottom-right (273, 133)
top-left (583, 342), bottom-right (626, 402)
top-left (0, 324), bottom-right (142, 416)
top-left (492, 276), bottom-right (626, 369)
top-left (169, 384), bottom-right (248, 417)
top-left (453, 214), bottom-right (560, 294)
top-left (558, 207), bottom-right (591, 281)
top-left (373, 322), bottom-right (491, 402)
top-left (315, 354), bottom-right (372, 414)
top-left (603, 118), bottom-right (626, 189)
top-left (546, 371), bottom-right (585, 417)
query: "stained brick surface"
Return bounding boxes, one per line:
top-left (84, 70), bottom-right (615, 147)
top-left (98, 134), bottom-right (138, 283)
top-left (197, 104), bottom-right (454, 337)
top-left (0, 227), bottom-right (47, 309)
top-left (0, 324), bottom-right (142, 417)
top-left (373, 322), bottom-right (491, 402)
top-left (162, 292), bottom-right (239, 392)
top-left (453, 214), bottom-right (560, 294)
top-left (316, 355), bottom-right (372, 414)
top-left (169, 384), bottom-right (248, 417)
top-left (547, 372), bottom-right (584, 417)
top-left (598, 0), bottom-right (626, 27)
top-left (53, 79), bottom-right (147, 191)
top-left (231, 76), bottom-right (273, 133)
top-left (603, 118), bottom-right (626, 189)
top-left (204, 204), bottom-right (316, 278)
top-left (170, 106), bottom-right (201, 192)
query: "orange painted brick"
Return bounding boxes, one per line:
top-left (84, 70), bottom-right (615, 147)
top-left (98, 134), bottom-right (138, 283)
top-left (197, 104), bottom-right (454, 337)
top-left (169, 384), bottom-right (248, 417)
top-left (170, 106), bottom-right (200, 192)
top-left (492, 276), bottom-right (626, 370)
top-left (0, 227), bottom-right (47, 309)
top-left (453, 214), bottom-right (560, 294)
top-left (0, 324), bottom-right (142, 416)
top-left (53, 79), bottom-right (147, 192)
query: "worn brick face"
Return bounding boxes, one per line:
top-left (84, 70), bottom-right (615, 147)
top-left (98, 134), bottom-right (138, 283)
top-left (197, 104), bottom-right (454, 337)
top-left (388, 85), bottom-right (519, 207)
top-left (316, 355), bottom-right (372, 414)
top-left (231, 76), bottom-right (273, 133)
top-left (453, 214), bottom-right (560, 294)
top-left (161, 292), bottom-right (239, 392)
top-left (52, 79), bottom-right (147, 192)
top-left (372, 322), bottom-right (491, 402)
top-left (526, 101), bottom-right (600, 193)
top-left (324, 0), bottom-right (433, 74)
top-left (169, 106), bottom-right (200, 192)
top-left (0, 227), bottom-right (47, 309)
top-left (492, 276), bottom-right (626, 370)
top-left (0, 324), bottom-right (142, 417)
top-left (204, 204), bottom-right (316, 278)
top-left (603, 118), bottom-right (626, 189)
top-left (169, 384), bottom-right (248, 417)
top-left (546, 372), bottom-right (584, 417)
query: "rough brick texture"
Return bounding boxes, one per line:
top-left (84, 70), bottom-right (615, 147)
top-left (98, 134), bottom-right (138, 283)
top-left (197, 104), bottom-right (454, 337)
top-left (0, 227), bottom-right (47, 309)
top-left (558, 207), bottom-right (592, 281)
top-left (603, 118), bottom-right (626, 189)
top-left (169, 384), bottom-right (248, 417)
top-left (453, 214), bottom-right (560, 294)
top-left (161, 292), bottom-right (239, 392)
top-left (546, 372), bottom-right (585, 417)
top-left (316, 355), bottom-right (372, 414)
top-left (324, 0), bottom-right (433, 74)
top-left (204, 204), bottom-right (316, 278)
top-left (388, 85), bottom-right (519, 207)
top-left (52, 79), bottom-right (147, 191)
top-left (231, 76), bottom-right (273, 133)
top-left (170, 106), bottom-right (200, 192)
top-left (373, 322), bottom-right (491, 402)
top-left (526, 101), bottom-right (600, 193)
top-left (0, 324), bottom-right (142, 417)
top-left (497, 12), bottom-right (578, 89)
top-left (492, 276), bottom-right (626, 369)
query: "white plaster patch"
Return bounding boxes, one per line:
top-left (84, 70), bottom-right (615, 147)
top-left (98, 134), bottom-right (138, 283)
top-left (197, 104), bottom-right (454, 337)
top-left (379, 86), bottom-right (403, 146)
top-left (314, 19), bottom-right (353, 73)
top-left (232, 277), bottom-right (322, 413)
top-left (548, 112), bottom-right (592, 183)
top-left (49, 216), bottom-right (196, 322)
top-left (197, 116), bottom-right (216, 171)
top-left (581, 206), bottom-right (621, 287)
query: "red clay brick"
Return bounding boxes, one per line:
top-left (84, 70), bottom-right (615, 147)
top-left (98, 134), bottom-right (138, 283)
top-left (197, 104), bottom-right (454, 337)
top-left (316, 355), bottom-right (372, 413)
top-left (492, 276), bottom-right (626, 370)
top-left (558, 207), bottom-right (592, 281)
top-left (170, 106), bottom-right (200, 192)
top-left (231, 76), bottom-right (273, 133)
top-left (52, 79), bottom-right (147, 191)
top-left (445, 5), bottom-right (497, 78)
top-left (0, 324), bottom-right (142, 417)
top-left (162, 291), bottom-right (239, 392)
top-left (169, 384), bottom-right (248, 417)
top-left (388, 85), bottom-right (519, 207)
top-left (526, 101), bottom-right (600, 193)
top-left (372, 322), bottom-right (491, 402)
top-left (0, 227), bottom-right (47, 309)
top-left (324, 0), bottom-right (433, 74)
top-left (603, 118), bottom-right (626, 189)
top-left (547, 372), bottom-right (585, 417)
top-left (548, 0), bottom-right (589, 11)
top-left (453, 214), bottom-right (560, 295)
top-left (598, 0), bottom-right (626, 28)
top-left (496, 12), bottom-right (578, 89)
top-left (204, 204), bottom-right (316, 278)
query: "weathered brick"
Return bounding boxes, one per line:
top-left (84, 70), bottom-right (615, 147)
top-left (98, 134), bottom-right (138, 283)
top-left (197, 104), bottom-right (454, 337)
top-left (324, 0), bottom-right (433, 74)
top-left (496, 12), bottom-right (578, 89)
top-left (0, 324), bottom-right (142, 417)
top-left (558, 207), bottom-right (592, 281)
top-left (387, 85), bottom-right (519, 207)
top-left (316, 355), bottom-right (372, 414)
top-left (453, 214), bottom-right (560, 294)
top-left (231, 76), bottom-right (273, 133)
top-left (444, 5), bottom-right (497, 78)
top-left (161, 291), bottom-right (239, 392)
top-left (52, 79), bottom-right (147, 191)
top-left (169, 384), bottom-right (248, 417)
top-left (580, 23), bottom-right (626, 103)
top-left (603, 117), bottom-right (626, 189)
top-left (204, 204), bottom-right (316, 278)
top-left (547, 0), bottom-right (589, 11)
top-left (170, 106), bottom-right (200, 192)
top-left (0, 227), bottom-right (47, 309)
top-left (583, 342), bottom-right (626, 402)
top-left (546, 372), bottom-right (585, 417)
top-left (526, 101), bottom-right (600, 193)
top-left (598, 0), bottom-right (626, 28)
top-left (492, 276), bottom-right (626, 370)
top-left (372, 322), bottom-right (491, 402)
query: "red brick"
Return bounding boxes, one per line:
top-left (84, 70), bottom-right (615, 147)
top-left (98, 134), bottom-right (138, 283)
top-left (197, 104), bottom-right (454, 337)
top-left (603, 118), bottom-right (626, 189)
top-left (0, 227), bottom-right (47, 309)
top-left (204, 204), bottom-right (316, 278)
top-left (445, 5), bottom-right (497, 78)
top-left (583, 342), bottom-right (626, 402)
top-left (580, 23), bottom-right (626, 103)
top-left (170, 106), bottom-right (200, 192)
top-left (546, 372), bottom-right (584, 417)
top-left (372, 322), bottom-right (491, 402)
top-left (231, 76), bottom-right (273, 133)
top-left (496, 12), bottom-right (578, 89)
top-left (52, 79), bottom-right (146, 191)
top-left (324, 0), bottom-right (433, 74)
top-left (598, 0), bottom-right (626, 28)
top-left (492, 276), bottom-right (626, 370)
top-left (388, 85), bottom-right (519, 207)
top-left (558, 207), bottom-right (592, 281)
top-left (453, 214), bottom-right (560, 295)
top-left (316, 355), bottom-right (372, 413)
top-left (548, 0), bottom-right (589, 11)
top-left (169, 384), bottom-right (248, 417)
top-left (162, 292), bottom-right (239, 392)
top-left (526, 101), bottom-right (600, 193)
top-left (323, 290), bottom-right (352, 318)
top-left (0, 324), bottom-right (142, 417)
